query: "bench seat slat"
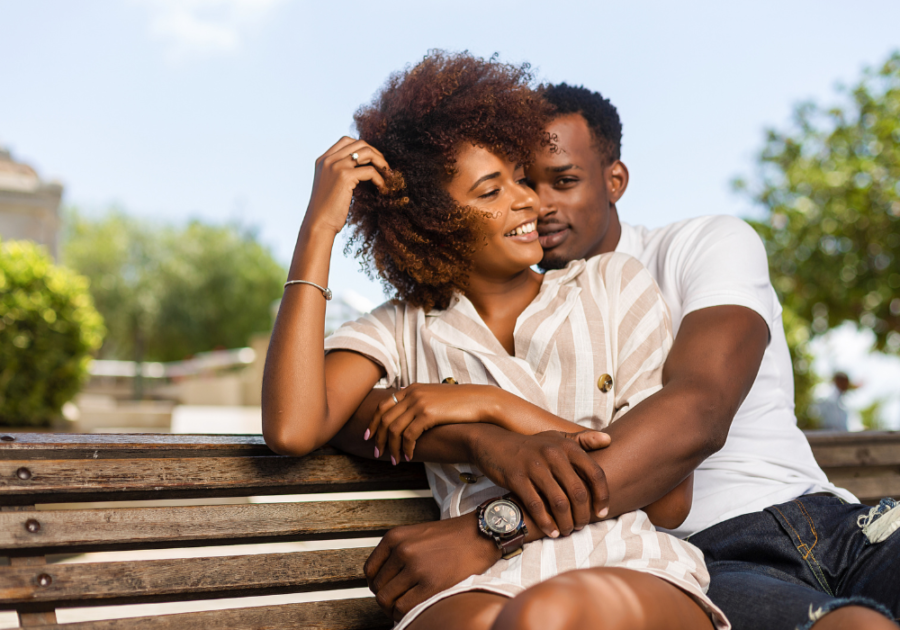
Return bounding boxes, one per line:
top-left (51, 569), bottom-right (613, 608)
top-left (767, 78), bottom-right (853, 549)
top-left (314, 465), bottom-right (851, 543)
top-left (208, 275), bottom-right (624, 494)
top-left (27, 598), bottom-right (390, 630)
top-left (0, 547), bottom-right (374, 610)
top-left (0, 499), bottom-right (439, 554)
top-left (0, 455), bottom-right (429, 505)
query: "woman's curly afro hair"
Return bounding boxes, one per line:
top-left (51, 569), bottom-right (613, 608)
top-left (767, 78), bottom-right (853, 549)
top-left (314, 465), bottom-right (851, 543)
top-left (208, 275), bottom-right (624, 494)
top-left (348, 50), bottom-right (552, 312)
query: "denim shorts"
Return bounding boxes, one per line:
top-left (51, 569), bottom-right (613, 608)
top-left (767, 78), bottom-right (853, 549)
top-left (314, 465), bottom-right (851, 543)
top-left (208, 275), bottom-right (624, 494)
top-left (687, 495), bottom-right (900, 630)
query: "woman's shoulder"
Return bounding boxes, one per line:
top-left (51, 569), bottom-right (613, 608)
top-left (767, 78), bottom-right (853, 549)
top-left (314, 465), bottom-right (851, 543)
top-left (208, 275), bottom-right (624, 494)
top-left (580, 251), bottom-right (655, 290)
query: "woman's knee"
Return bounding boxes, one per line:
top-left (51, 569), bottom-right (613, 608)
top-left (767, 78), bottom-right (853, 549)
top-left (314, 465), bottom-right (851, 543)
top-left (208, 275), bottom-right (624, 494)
top-left (492, 577), bottom-right (586, 630)
top-left (492, 568), bottom-right (711, 630)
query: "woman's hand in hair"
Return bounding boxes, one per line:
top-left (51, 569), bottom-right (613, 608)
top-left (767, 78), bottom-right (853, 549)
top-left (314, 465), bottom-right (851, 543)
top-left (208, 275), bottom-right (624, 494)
top-left (304, 137), bottom-right (390, 235)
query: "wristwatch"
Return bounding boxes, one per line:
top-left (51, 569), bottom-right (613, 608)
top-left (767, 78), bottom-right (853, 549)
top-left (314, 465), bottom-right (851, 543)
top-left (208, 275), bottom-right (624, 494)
top-left (477, 494), bottom-right (528, 559)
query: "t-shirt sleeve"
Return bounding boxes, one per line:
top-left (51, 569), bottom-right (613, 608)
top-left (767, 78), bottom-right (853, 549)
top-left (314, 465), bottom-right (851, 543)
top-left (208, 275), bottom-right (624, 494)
top-left (323, 302), bottom-right (402, 389)
top-left (601, 254), bottom-right (673, 423)
top-left (671, 216), bottom-right (777, 330)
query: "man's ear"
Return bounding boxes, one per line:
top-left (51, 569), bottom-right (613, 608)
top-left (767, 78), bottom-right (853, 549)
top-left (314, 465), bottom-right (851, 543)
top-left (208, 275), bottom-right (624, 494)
top-left (607, 160), bottom-right (629, 204)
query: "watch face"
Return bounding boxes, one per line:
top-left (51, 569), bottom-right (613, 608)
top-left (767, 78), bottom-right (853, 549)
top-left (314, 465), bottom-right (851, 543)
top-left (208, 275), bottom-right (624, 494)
top-left (485, 500), bottom-right (521, 535)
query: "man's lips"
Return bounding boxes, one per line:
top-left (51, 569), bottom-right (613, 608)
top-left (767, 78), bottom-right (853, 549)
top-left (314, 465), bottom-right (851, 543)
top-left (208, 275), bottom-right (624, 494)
top-left (538, 225), bottom-right (569, 249)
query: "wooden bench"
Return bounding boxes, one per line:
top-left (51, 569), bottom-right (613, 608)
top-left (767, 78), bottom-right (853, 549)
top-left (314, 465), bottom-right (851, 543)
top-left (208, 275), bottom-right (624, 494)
top-left (1, 430), bottom-right (898, 628)
top-left (0, 433), bottom-right (438, 629)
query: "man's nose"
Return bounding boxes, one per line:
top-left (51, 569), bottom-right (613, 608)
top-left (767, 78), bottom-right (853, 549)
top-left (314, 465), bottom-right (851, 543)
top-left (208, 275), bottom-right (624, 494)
top-left (536, 187), bottom-right (556, 219)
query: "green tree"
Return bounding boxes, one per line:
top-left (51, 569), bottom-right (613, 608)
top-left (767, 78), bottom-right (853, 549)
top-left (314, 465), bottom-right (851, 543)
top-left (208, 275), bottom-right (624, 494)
top-left (0, 238), bottom-right (105, 427)
top-left (737, 51), bottom-right (900, 427)
top-left (62, 209), bottom-right (285, 364)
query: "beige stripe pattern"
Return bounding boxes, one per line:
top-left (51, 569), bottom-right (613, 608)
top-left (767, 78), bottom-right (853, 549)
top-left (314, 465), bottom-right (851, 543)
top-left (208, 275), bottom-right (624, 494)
top-left (325, 253), bottom-right (729, 629)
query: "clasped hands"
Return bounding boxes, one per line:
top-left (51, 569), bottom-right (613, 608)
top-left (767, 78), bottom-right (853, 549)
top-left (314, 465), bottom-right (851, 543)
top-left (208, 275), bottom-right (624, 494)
top-left (363, 384), bottom-right (612, 620)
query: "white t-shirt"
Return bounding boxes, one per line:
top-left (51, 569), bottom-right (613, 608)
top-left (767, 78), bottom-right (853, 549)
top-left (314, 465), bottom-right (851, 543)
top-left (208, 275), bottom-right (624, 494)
top-left (616, 215), bottom-right (856, 537)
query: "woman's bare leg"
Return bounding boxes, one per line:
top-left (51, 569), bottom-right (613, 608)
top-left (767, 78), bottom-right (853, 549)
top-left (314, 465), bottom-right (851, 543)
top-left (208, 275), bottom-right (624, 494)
top-left (492, 568), bottom-right (714, 630)
top-left (406, 592), bottom-right (508, 630)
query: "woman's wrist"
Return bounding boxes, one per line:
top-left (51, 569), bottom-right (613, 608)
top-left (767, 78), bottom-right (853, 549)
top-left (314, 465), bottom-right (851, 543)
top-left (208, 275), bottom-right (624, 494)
top-left (481, 387), bottom-right (515, 430)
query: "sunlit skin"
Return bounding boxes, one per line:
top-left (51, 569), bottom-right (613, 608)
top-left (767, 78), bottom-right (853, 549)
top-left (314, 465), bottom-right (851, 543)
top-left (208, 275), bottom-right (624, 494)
top-left (526, 113), bottom-right (629, 268)
top-left (263, 135), bottom-right (712, 629)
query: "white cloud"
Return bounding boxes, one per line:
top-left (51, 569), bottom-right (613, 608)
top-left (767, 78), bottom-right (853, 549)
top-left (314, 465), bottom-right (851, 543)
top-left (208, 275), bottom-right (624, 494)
top-left (137, 0), bottom-right (285, 61)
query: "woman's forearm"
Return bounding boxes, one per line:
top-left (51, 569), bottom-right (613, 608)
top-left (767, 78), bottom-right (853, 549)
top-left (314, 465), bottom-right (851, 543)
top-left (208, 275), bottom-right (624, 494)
top-left (262, 223), bottom-right (338, 455)
top-left (484, 388), bottom-right (584, 435)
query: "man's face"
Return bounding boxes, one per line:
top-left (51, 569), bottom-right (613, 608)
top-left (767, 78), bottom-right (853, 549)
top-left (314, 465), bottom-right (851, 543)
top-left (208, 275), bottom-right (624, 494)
top-left (526, 113), bottom-right (627, 270)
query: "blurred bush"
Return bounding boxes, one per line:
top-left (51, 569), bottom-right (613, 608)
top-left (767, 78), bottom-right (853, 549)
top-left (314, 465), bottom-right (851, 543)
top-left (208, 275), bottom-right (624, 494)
top-left (738, 50), bottom-right (900, 421)
top-left (0, 238), bottom-right (105, 427)
top-left (62, 209), bottom-right (285, 363)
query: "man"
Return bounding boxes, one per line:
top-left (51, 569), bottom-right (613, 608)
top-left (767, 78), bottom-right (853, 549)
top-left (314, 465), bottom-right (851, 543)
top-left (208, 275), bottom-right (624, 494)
top-left (336, 85), bottom-right (900, 628)
top-left (521, 83), bottom-right (899, 629)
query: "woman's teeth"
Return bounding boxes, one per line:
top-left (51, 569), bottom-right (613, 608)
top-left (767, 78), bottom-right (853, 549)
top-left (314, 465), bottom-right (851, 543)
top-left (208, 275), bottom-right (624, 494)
top-left (505, 221), bottom-right (536, 237)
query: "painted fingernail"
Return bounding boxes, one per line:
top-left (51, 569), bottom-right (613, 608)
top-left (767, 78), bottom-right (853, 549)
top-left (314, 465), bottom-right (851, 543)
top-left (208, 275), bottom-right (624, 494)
top-left (404, 454), bottom-right (411, 462)
top-left (550, 530), bottom-right (559, 538)
top-left (363, 429), bottom-right (371, 441)
top-left (391, 455), bottom-right (397, 466)
top-left (598, 508), bottom-right (609, 518)
top-left (374, 447), bottom-right (380, 458)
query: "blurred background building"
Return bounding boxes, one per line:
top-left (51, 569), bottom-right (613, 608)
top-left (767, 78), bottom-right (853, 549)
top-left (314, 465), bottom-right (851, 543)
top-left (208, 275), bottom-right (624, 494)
top-left (0, 147), bottom-right (63, 259)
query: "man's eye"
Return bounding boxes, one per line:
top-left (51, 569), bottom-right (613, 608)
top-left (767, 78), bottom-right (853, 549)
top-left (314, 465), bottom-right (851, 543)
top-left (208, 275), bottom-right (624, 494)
top-left (556, 177), bottom-right (578, 186)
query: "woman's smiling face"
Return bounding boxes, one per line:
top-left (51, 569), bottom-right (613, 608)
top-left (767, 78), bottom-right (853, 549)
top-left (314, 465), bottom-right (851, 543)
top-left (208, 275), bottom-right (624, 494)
top-left (444, 143), bottom-right (543, 279)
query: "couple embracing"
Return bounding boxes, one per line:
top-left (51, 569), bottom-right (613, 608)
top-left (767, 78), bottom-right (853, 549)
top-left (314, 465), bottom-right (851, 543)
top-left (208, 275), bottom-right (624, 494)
top-left (263, 52), bottom-right (899, 630)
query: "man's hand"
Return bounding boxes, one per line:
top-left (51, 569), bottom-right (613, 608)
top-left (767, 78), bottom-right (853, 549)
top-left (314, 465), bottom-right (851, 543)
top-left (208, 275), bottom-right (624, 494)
top-left (468, 426), bottom-right (610, 538)
top-left (364, 513), bottom-right (500, 621)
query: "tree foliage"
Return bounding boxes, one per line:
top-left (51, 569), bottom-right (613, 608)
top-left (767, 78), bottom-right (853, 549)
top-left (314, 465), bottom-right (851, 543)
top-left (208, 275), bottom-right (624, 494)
top-left (738, 51), bottom-right (900, 426)
top-left (0, 238), bottom-right (105, 427)
top-left (62, 210), bottom-right (285, 363)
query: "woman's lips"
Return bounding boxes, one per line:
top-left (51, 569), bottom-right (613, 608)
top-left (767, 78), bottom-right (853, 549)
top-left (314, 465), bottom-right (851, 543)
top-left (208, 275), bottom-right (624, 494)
top-left (506, 229), bottom-right (539, 243)
top-left (538, 227), bottom-right (569, 249)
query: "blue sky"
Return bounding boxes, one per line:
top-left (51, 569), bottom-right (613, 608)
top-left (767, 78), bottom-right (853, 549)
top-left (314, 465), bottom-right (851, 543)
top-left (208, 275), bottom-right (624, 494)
top-left (3, 0), bottom-right (900, 425)
top-left (2, 0), bottom-right (898, 304)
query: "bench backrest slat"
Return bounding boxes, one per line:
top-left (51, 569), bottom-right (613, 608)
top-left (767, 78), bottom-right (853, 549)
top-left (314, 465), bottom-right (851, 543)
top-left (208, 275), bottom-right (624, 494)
top-left (0, 454), bottom-right (429, 505)
top-left (0, 498), bottom-right (439, 555)
top-left (1, 547), bottom-right (372, 610)
top-left (26, 598), bottom-right (391, 630)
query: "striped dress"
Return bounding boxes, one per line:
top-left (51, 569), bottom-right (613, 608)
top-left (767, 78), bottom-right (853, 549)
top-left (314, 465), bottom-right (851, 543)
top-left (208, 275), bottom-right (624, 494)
top-left (325, 253), bottom-right (729, 629)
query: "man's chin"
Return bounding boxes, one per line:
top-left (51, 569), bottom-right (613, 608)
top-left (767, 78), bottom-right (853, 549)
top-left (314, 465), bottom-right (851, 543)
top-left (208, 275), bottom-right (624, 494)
top-left (538, 251), bottom-right (571, 272)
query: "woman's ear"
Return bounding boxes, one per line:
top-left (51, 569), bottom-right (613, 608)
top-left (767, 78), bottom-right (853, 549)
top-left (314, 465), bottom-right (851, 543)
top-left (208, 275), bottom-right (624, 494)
top-left (607, 160), bottom-right (629, 204)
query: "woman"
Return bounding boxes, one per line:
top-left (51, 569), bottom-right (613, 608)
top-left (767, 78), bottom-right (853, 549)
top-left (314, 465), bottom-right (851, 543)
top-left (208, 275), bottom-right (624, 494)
top-left (262, 51), bottom-right (727, 630)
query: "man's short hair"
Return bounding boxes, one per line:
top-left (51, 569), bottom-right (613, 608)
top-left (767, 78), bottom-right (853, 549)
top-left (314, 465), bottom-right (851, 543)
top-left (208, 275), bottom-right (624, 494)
top-left (543, 83), bottom-right (622, 164)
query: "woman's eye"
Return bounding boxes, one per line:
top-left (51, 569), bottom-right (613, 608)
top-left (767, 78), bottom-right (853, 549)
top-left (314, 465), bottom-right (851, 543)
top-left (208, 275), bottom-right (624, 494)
top-left (479, 189), bottom-right (500, 199)
top-left (518, 177), bottom-right (533, 188)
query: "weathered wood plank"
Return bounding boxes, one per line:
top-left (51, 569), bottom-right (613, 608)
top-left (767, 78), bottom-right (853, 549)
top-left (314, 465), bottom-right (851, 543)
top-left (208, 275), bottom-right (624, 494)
top-left (27, 598), bottom-right (390, 630)
top-left (0, 547), bottom-right (373, 610)
top-left (807, 430), bottom-right (900, 467)
top-left (0, 454), bottom-right (429, 505)
top-left (826, 468), bottom-right (900, 503)
top-left (0, 499), bottom-right (439, 554)
top-left (0, 434), bottom-right (273, 460)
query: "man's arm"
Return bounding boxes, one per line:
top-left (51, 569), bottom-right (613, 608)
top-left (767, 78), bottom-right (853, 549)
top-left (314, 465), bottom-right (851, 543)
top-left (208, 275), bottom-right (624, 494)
top-left (593, 304), bottom-right (768, 517)
top-left (333, 304), bottom-right (767, 529)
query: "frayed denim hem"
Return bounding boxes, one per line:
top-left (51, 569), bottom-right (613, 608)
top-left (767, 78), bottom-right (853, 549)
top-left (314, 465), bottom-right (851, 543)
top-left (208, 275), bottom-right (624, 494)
top-left (795, 596), bottom-right (895, 630)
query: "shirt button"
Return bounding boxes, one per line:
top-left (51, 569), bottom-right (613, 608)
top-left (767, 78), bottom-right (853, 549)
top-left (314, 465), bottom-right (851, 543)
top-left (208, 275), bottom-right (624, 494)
top-left (597, 374), bottom-right (613, 393)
